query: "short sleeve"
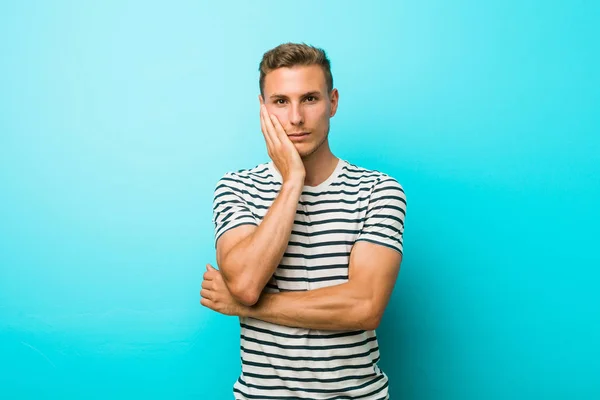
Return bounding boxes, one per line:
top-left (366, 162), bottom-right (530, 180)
top-left (355, 177), bottom-right (407, 254)
top-left (212, 174), bottom-right (259, 248)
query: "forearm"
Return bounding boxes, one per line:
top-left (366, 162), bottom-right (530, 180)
top-left (222, 181), bottom-right (303, 301)
top-left (241, 282), bottom-right (375, 331)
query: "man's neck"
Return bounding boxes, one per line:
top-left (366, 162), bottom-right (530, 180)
top-left (301, 142), bottom-right (339, 187)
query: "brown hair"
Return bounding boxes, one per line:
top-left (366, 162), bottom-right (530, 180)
top-left (258, 42), bottom-right (333, 96)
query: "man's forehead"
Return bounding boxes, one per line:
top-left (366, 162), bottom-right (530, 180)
top-left (263, 65), bottom-right (327, 96)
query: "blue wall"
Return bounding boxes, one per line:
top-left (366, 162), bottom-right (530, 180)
top-left (1, 1), bottom-right (598, 398)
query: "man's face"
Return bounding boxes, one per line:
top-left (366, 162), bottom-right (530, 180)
top-left (261, 65), bottom-right (339, 158)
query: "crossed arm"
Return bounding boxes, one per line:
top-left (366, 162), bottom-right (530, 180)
top-left (206, 171), bottom-right (405, 331)
top-left (201, 237), bottom-right (402, 331)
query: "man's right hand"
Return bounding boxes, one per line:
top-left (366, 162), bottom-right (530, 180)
top-left (259, 97), bottom-right (306, 185)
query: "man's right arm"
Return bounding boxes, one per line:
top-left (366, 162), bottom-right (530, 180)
top-left (215, 100), bottom-right (306, 306)
top-left (216, 179), bottom-right (303, 306)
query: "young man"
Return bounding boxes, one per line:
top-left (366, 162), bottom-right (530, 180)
top-left (201, 42), bottom-right (407, 399)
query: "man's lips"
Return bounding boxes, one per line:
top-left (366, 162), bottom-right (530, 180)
top-left (288, 132), bottom-right (310, 141)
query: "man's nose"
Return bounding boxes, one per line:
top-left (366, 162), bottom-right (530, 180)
top-left (288, 104), bottom-right (304, 125)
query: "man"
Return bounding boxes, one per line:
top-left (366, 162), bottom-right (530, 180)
top-left (200, 42), bottom-right (407, 399)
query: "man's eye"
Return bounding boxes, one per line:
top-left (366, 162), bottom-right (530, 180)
top-left (305, 96), bottom-right (317, 102)
top-left (275, 99), bottom-right (286, 104)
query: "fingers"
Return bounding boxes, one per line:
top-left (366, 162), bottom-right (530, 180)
top-left (258, 95), bottom-right (276, 149)
top-left (261, 104), bottom-right (281, 145)
top-left (258, 95), bottom-right (287, 140)
top-left (204, 264), bottom-right (220, 280)
top-left (260, 106), bottom-right (274, 149)
top-left (200, 298), bottom-right (213, 308)
top-left (268, 113), bottom-right (289, 142)
top-left (263, 107), bottom-right (286, 142)
top-left (200, 289), bottom-right (213, 301)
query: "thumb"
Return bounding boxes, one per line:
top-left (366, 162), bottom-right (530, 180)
top-left (206, 263), bottom-right (216, 271)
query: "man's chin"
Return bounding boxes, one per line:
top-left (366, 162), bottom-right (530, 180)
top-left (293, 143), bottom-right (309, 154)
top-left (298, 146), bottom-right (319, 159)
top-left (298, 135), bottom-right (328, 159)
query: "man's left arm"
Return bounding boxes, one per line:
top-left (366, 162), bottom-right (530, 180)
top-left (241, 241), bottom-right (402, 331)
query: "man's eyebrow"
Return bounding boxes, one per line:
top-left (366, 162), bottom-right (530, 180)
top-left (302, 91), bottom-right (321, 97)
top-left (269, 91), bottom-right (321, 99)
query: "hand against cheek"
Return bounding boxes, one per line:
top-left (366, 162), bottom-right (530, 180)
top-left (200, 264), bottom-right (247, 317)
top-left (258, 96), bottom-right (305, 185)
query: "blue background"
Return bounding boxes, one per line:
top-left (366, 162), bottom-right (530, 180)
top-left (1, 1), bottom-right (598, 398)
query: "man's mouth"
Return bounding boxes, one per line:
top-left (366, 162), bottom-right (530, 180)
top-left (288, 132), bottom-right (310, 141)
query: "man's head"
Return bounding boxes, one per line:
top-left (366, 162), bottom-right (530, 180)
top-left (258, 43), bottom-right (339, 159)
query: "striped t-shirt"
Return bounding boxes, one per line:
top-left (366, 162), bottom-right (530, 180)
top-left (212, 158), bottom-right (407, 399)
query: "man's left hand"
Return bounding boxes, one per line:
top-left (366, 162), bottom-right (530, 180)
top-left (200, 264), bottom-right (247, 317)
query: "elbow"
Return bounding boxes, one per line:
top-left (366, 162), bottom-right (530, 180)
top-left (229, 280), bottom-right (261, 307)
top-left (363, 316), bottom-right (381, 331)
top-left (220, 259), bottom-right (261, 307)
top-left (363, 303), bottom-right (384, 331)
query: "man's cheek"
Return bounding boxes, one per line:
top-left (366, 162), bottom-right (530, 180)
top-left (264, 105), bottom-right (281, 120)
top-left (272, 111), bottom-right (289, 127)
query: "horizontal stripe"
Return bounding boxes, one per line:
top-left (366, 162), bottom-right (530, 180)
top-left (274, 274), bottom-right (348, 283)
top-left (241, 323), bottom-right (365, 339)
top-left (215, 221), bottom-right (257, 244)
top-left (292, 217), bottom-right (365, 227)
top-left (243, 371), bottom-right (377, 384)
top-left (373, 185), bottom-right (405, 197)
top-left (238, 374), bottom-right (385, 394)
top-left (339, 170), bottom-right (382, 179)
top-left (242, 334), bottom-right (376, 351)
top-left (369, 203), bottom-right (407, 216)
top-left (241, 345), bottom-right (379, 362)
top-left (299, 187), bottom-right (373, 198)
top-left (297, 196), bottom-right (371, 206)
top-left (287, 240), bottom-right (354, 248)
top-left (296, 205), bottom-right (370, 216)
top-left (233, 166), bottom-right (272, 178)
top-left (362, 213), bottom-right (403, 225)
top-left (277, 263), bottom-right (348, 271)
top-left (212, 204), bottom-right (233, 221)
top-left (370, 194), bottom-right (407, 206)
top-left (290, 228), bottom-right (360, 237)
top-left (330, 178), bottom-right (379, 187)
top-left (226, 174), bottom-right (281, 187)
top-left (215, 216), bottom-right (256, 233)
top-left (242, 359), bottom-right (376, 373)
top-left (282, 251), bottom-right (350, 259)
top-left (234, 165), bottom-right (269, 174)
top-left (358, 230), bottom-right (402, 246)
top-left (362, 223), bottom-right (403, 235)
top-left (216, 181), bottom-right (279, 199)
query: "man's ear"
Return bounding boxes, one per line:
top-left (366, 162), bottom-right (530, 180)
top-left (329, 88), bottom-right (339, 117)
top-left (258, 94), bottom-right (264, 105)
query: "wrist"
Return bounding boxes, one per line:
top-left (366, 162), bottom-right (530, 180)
top-left (237, 303), bottom-right (252, 318)
top-left (238, 292), bottom-right (273, 318)
top-left (281, 177), bottom-right (304, 194)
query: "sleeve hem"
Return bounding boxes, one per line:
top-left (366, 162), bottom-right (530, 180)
top-left (214, 222), bottom-right (259, 249)
top-left (354, 238), bottom-right (403, 256)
